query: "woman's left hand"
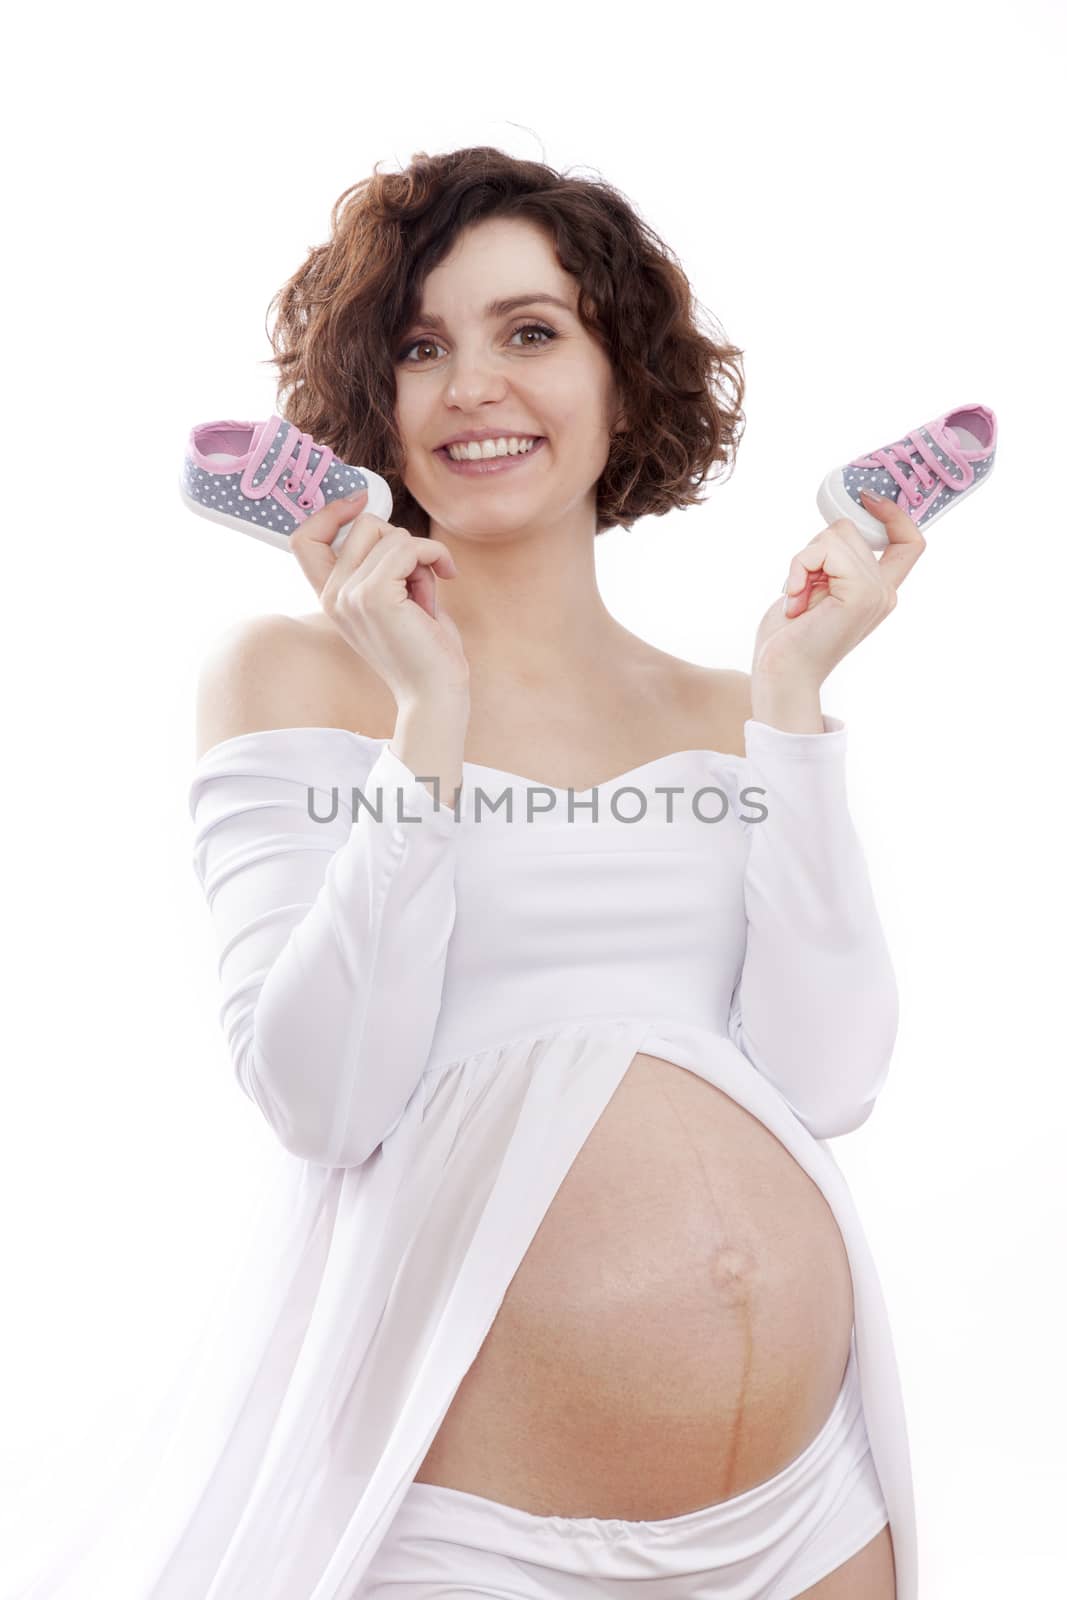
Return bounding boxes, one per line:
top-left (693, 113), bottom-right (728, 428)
top-left (751, 490), bottom-right (927, 687)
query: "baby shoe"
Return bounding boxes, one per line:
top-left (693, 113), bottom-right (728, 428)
top-left (179, 415), bottom-right (393, 552)
top-left (816, 403), bottom-right (997, 550)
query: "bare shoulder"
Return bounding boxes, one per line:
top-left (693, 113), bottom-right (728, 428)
top-left (195, 612), bottom-right (390, 760)
top-left (666, 660), bottom-right (753, 757)
top-left (681, 662), bottom-right (752, 708)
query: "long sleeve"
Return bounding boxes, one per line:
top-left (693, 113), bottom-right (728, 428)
top-left (726, 715), bottom-right (899, 1140)
top-left (188, 729), bottom-right (458, 1168)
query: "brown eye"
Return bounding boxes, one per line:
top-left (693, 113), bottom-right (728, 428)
top-left (396, 322), bottom-right (558, 364)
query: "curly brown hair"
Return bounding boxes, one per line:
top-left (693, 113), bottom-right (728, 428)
top-left (263, 146), bottom-right (746, 539)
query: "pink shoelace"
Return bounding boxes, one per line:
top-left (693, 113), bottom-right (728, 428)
top-left (243, 420), bottom-right (337, 511)
top-left (853, 424), bottom-right (973, 509)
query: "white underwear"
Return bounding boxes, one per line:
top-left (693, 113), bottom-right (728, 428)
top-left (359, 1330), bottom-right (890, 1599)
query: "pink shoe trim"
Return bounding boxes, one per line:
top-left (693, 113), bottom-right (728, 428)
top-left (853, 420), bottom-right (974, 511)
top-left (188, 419), bottom-right (257, 470)
top-left (239, 416), bottom-right (338, 519)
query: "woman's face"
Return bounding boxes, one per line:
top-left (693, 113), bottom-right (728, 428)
top-left (393, 215), bottom-right (626, 544)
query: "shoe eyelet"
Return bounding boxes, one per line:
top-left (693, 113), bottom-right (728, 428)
top-left (285, 477), bottom-right (296, 494)
top-left (298, 496), bottom-right (312, 509)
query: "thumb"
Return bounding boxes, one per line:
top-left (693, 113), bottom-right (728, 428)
top-left (330, 486), bottom-right (370, 553)
top-left (289, 487), bottom-right (368, 592)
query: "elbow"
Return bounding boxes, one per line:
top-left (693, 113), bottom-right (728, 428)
top-left (281, 1092), bottom-right (411, 1168)
top-left (802, 951), bottom-right (900, 1137)
top-left (803, 1087), bottom-right (878, 1140)
top-left (229, 969), bottom-right (448, 1167)
top-left (236, 1037), bottom-right (385, 1168)
top-left (769, 1069), bottom-right (885, 1141)
top-left (281, 1126), bottom-right (385, 1169)
top-left (243, 1011), bottom-right (426, 1166)
top-left (795, 1000), bottom-right (898, 1139)
top-left (730, 985), bottom-right (899, 1141)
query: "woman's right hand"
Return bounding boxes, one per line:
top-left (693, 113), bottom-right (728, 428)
top-left (290, 488), bottom-right (470, 706)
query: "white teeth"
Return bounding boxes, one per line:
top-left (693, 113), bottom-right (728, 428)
top-left (445, 436), bottom-right (539, 461)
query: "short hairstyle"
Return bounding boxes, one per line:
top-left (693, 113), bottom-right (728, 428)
top-left (264, 146), bottom-right (746, 538)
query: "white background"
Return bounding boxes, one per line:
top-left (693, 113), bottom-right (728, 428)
top-left (1, 1), bottom-right (1063, 1594)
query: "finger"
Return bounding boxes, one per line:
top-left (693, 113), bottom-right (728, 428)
top-left (348, 532), bottom-right (458, 593)
top-left (346, 527), bottom-right (442, 620)
top-left (289, 491), bottom-right (375, 597)
top-left (825, 516), bottom-right (885, 568)
top-left (782, 522), bottom-right (861, 606)
top-left (783, 519), bottom-right (884, 615)
top-left (783, 570), bottom-right (832, 615)
top-left (406, 558), bottom-right (438, 619)
top-left (857, 490), bottom-right (927, 588)
top-left (336, 532), bottom-right (458, 619)
top-left (346, 527), bottom-right (456, 583)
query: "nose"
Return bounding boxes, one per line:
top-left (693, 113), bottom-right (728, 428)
top-left (443, 351), bottom-right (515, 407)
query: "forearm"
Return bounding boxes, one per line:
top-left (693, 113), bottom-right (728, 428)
top-left (750, 671), bottom-right (825, 735)
top-left (729, 704), bottom-right (899, 1138)
top-left (190, 730), bottom-right (459, 1169)
top-left (391, 688), bottom-right (470, 812)
top-left (250, 740), bottom-right (458, 1165)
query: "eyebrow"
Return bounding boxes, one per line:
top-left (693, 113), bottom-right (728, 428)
top-left (409, 293), bottom-right (575, 332)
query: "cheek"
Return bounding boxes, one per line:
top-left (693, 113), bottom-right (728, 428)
top-left (391, 386), bottom-right (425, 439)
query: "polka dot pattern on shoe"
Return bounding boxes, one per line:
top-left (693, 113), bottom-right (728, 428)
top-left (840, 425), bottom-right (995, 529)
top-left (182, 417), bottom-right (371, 542)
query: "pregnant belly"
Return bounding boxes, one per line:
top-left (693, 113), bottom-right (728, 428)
top-left (413, 1052), bottom-right (856, 1520)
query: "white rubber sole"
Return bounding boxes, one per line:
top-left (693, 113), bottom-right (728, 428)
top-left (178, 468), bottom-right (393, 553)
top-left (816, 459), bottom-right (994, 551)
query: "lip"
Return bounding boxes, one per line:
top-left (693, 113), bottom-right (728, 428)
top-left (434, 437), bottom-right (547, 476)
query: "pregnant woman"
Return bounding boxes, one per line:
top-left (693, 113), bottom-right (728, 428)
top-left (35, 147), bottom-right (920, 1600)
top-left (190, 152), bottom-right (922, 1599)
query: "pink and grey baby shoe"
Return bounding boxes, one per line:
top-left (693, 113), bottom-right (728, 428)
top-left (179, 415), bottom-right (393, 552)
top-left (817, 403), bottom-right (997, 550)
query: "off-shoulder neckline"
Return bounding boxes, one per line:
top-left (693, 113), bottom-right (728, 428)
top-left (195, 723), bottom-right (748, 798)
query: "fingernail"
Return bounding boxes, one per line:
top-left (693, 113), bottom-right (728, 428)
top-left (344, 486), bottom-right (368, 501)
top-left (860, 488), bottom-right (888, 505)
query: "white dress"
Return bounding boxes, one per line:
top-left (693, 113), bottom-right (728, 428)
top-left (15, 715), bottom-right (917, 1600)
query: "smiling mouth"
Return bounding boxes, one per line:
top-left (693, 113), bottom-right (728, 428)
top-left (434, 437), bottom-right (548, 472)
top-left (435, 437), bottom-right (545, 457)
